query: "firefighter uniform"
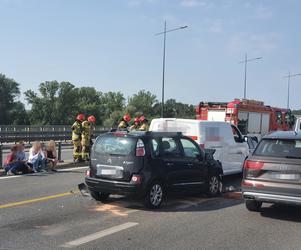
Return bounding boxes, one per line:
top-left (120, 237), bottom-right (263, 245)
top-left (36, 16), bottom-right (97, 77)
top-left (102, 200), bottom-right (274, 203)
top-left (138, 123), bottom-right (149, 131)
top-left (81, 121), bottom-right (92, 161)
top-left (129, 117), bottom-right (140, 131)
top-left (118, 120), bottom-right (128, 129)
top-left (118, 114), bottom-right (131, 130)
top-left (72, 120), bottom-right (83, 161)
top-left (138, 115), bottom-right (149, 131)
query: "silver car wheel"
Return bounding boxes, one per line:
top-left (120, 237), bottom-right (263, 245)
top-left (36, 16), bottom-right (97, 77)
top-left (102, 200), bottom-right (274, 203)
top-left (150, 184), bottom-right (163, 206)
top-left (209, 176), bottom-right (219, 194)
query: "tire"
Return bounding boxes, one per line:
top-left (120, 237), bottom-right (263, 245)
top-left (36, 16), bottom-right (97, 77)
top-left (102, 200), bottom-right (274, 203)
top-left (144, 181), bottom-right (164, 209)
top-left (245, 200), bottom-right (262, 212)
top-left (90, 191), bottom-right (110, 202)
top-left (206, 175), bottom-right (222, 197)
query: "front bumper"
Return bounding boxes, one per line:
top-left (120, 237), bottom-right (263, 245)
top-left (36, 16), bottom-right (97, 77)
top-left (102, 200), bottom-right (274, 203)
top-left (85, 177), bottom-right (145, 196)
top-left (243, 191), bottom-right (301, 205)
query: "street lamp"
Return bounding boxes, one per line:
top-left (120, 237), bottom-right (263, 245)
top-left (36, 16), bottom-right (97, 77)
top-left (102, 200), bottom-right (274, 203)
top-left (283, 71), bottom-right (301, 109)
top-left (155, 21), bottom-right (188, 118)
top-left (239, 53), bottom-right (263, 99)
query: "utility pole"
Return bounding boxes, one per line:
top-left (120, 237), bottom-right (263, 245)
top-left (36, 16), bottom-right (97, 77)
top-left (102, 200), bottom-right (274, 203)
top-left (155, 21), bottom-right (188, 118)
top-left (284, 71), bottom-right (301, 109)
top-left (239, 53), bottom-right (262, 99)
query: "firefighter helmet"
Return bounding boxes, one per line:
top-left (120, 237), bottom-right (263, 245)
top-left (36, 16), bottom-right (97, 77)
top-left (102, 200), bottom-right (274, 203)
top-left (139, 115), bottom-right (146, 122)
top-left (88, 115), bottom-right (96, 123)
top-left (123, 114), bottom-right (131, 122)
top-left (76, 114), bottom-right (85, 122)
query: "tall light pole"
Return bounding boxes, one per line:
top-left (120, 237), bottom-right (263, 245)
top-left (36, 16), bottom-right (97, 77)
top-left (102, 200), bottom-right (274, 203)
top-left (155, 21), bottom-right (188, 118)
top-left (239, 53), bottom-right (263, 99)
top-left (284, 71), bottom-right (301, 109)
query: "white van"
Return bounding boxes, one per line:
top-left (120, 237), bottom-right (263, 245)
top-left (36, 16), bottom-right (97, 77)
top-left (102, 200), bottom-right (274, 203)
top-left (149, 118), bottom-right (249, 175)
top-left (295, 118), bottom-right (301, 132)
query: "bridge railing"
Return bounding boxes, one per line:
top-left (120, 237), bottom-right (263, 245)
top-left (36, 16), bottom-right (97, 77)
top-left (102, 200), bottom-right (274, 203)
top-left (0, 125), bottom-right (109, 143)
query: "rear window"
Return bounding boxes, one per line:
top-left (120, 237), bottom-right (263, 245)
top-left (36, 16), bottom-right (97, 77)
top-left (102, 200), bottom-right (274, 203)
top-left (254, 139), bottom-right (301, 159)
top-left (94, 135), bottom-right (136, 156)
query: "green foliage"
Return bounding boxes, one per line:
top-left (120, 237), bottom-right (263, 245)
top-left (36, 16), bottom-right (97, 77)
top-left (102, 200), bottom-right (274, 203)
top-left (164, 99), bottom-right (196, 119)
top-left (127, 90), bottom-right (157, 118)
top-left (293, 110), bottom-right (301, 116)
top-left (1, 73), bottom-right (197, 126)
top-left (0, 74), bottom-right (28, 125)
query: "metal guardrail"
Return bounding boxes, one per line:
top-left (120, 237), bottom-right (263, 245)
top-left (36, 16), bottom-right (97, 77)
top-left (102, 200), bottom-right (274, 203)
top-left (0, 125), bottom-right (109, 143)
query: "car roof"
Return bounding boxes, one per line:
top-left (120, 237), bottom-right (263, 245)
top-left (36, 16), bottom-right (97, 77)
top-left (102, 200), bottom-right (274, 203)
top-left (263, 131), bottom-right (301, 140)
top-left (106, 131), bottom-right (183, 138)
top-left (151, 118), bottom-right (229, 125)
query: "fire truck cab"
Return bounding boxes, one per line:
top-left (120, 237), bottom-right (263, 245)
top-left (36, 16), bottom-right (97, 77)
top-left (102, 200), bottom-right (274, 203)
top-left (196, 99), bottom-right (295, 140)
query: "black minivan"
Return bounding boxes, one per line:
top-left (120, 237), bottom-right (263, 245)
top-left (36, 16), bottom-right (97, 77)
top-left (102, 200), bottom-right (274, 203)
top-left (85, 131), bottom-right (223, 209)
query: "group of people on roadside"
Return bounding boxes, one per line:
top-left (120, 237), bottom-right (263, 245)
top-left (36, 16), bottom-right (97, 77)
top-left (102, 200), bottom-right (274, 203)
top-left (118, 114), bottom-right (149, 131)
top-left (3, 140), bottom-right (58, 176)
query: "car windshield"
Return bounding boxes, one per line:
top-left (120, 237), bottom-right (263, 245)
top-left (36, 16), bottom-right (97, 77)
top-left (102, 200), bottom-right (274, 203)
top-left (94, 135), bottom-right (136, 156)
top-left (254, 139), bottom-right (301, 158)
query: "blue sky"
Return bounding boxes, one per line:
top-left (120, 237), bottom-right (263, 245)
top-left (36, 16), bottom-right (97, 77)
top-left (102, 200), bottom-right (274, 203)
top-left (1, 0), bottom-right (301, 109)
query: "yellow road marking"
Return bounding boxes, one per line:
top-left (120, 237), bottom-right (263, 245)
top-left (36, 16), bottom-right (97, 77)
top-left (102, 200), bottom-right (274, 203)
top-left (0, 191), bottom-right (79, 209)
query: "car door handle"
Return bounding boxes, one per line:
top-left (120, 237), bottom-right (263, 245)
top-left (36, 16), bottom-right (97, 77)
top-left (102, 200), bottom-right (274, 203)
top-left (166, 162), bottom-right (174, 167)
top-left (187, 163), bottom-right (193, 167)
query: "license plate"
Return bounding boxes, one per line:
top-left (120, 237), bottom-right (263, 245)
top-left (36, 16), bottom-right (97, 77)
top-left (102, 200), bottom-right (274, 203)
top-left (100, 169), bottom-right (116, 175)
top-left (272, 173), bottom-right (300, 180)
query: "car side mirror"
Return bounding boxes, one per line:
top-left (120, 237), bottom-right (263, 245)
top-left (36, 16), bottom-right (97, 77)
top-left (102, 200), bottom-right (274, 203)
top-left (204, 149), bottom-right (216, 161)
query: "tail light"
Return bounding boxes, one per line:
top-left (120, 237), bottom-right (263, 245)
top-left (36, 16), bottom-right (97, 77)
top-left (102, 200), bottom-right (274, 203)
top-left (243, 160), bottom-right (264, 170)
top-left (136, 139), bottom-right (145, 157)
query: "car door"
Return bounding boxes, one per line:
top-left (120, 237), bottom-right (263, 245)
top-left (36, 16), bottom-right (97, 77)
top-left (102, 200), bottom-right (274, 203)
top-left (228, 125), bottom-right (249, 172)
top-left (153, 137), bottom-right (192, 190)
top-left (178, 137), bottom-right (207, 189)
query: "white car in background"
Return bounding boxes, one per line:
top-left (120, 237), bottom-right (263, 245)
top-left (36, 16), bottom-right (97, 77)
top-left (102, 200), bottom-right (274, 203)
top-left (149, 118), bottom-right (250, 175)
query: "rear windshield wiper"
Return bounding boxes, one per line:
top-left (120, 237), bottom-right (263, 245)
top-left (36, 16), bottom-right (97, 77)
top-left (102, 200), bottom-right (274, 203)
top-left (285, 156), bottom-right (301, 159)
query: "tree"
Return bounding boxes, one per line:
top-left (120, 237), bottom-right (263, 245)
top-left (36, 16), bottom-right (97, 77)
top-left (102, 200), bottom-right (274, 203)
top-left (0, 74), bottom-right (27, 125)
top-left (25, 81), bottom-right (60, 125)
top-left (101, 91), bottom-right (125, 119)
top-left (163, 99), bottom-right (195, 118)
top-left (127, 90), bottom-right (158, 118)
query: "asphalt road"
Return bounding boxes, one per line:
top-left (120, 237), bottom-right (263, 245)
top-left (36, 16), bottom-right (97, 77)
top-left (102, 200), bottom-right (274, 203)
top-left (1, 169), bottom-right (301, 250)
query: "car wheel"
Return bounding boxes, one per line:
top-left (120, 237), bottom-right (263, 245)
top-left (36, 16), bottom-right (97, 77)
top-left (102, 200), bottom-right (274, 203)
top-left (90, 191), bottom-right (110, 202)
top-left (144, 181), bottom-right (164, 209)
top-left (245, 200), bottom-right (262, 212)
top-left (206, 175), bottom-right (222, 197)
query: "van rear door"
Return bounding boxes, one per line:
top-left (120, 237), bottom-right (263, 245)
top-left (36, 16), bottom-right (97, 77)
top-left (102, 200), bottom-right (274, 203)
top-left (90, 134), bottom-right (142, 181)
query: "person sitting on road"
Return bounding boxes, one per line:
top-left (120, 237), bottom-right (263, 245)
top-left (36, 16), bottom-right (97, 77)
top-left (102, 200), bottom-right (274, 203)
top-left (4, 145), bottom-right (21, 175)
top-left (16, 141), bottom-right (32, 174)
top-left (28, 141), bottom-right (46, 173)
top-left (45, 140), bottom-right (58, 172)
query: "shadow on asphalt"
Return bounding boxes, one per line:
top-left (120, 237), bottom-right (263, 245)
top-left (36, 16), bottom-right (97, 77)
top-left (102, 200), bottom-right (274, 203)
top-left (80, 174), bottom-right (244, 213)
top-left (259, 204), bottom-right (301, 222)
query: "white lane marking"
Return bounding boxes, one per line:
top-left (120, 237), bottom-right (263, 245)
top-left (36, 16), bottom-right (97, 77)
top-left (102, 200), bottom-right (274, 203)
top-left (61, 222), bottom-right (138, 248)
top-left (57, 166), bottom-right (88, 172)
top-left (0, 166), bottom-right (88, 180)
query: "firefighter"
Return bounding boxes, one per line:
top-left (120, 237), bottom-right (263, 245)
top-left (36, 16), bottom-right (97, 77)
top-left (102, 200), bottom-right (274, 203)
top-left (129, 117), bottom-right (140, 131)
top-left (118, 114), bottom-right (131, 130)
top-left (138, 115), bottom-right (149, 131)
top-left (72, 114), bottom-right (85, 162)
top-left (81, 115), bottom-right (96, 161)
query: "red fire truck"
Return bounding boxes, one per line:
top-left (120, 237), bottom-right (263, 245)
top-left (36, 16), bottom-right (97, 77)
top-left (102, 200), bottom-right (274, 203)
top-left (196, 99), bottom-right (295, 138)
